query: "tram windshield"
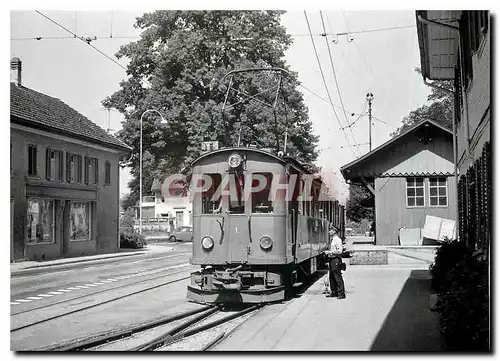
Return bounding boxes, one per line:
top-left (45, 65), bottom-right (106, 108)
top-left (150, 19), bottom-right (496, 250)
top-left (201, 173), bottom-right (222, 214)
top-left (227, 173), bottom-right (245, 214)
top-left (252, 172), bottom-right (273, 213)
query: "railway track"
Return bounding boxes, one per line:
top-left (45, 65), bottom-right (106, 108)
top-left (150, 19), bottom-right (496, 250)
top-left (40, 303), bottom-right (264, 351)
top-left (11, 261), bottom-right (190, 317)
top-left (11, 267), bottom-right (191, 333)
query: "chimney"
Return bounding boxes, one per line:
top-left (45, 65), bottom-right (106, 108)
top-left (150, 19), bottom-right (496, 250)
top-left (10, 57), bottom-right (22, 86)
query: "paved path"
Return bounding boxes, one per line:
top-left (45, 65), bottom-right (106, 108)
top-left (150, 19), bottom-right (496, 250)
top-left (215, 263), bottom-right (442, 351)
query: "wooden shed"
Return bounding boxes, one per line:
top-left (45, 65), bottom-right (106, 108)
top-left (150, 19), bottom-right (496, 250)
top-left (340, 119), bottom-right (457, 245)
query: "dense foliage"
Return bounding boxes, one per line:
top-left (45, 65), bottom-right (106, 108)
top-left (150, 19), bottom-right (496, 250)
top-left (430, 242), bottom-right (490, 351)
top-left (391, 68), bottom-right (454, 136)
top-left (345, 184), bottom-right (374, 223)
top-left (120, 208), bottom-right (146, 248)
top-left (103, 11), bottom-right (319, 207)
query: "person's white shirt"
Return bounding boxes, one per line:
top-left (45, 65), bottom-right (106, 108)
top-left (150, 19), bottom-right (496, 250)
top-left (327, 233), bottom-right (343, 255)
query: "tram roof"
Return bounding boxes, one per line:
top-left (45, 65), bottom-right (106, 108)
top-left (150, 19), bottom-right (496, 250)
top-left (190, 147), bottom-right (318, 176)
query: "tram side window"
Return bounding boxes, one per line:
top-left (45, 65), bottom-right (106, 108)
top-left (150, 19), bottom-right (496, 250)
top-left (202, 173), bottom-right (222, 214)
top-left (252, 172), bottom-right (273, 213)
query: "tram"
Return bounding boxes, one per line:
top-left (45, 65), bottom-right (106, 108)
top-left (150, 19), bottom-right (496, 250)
top-left (186, 146), bottom-right (345, 303)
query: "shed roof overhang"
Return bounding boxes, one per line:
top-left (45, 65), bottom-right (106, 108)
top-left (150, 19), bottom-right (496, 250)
top-left (340, 119), bottom-right (454, 185)
top-left (416, 10), bottom-right (461, 80)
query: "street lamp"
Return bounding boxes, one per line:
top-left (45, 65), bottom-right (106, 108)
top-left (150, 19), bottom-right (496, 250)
top-left (139, 109), bottom-right (168, 235)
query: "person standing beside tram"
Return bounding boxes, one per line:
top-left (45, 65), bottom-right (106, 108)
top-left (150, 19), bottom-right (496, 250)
top-left (325, 226), bottom-right (346, 299)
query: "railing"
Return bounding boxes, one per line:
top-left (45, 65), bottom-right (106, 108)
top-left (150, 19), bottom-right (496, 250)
top-left (458, 141), bottom-right (491, 253)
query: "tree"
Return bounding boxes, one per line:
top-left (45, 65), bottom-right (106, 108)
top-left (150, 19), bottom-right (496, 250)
top-left (121, 193), bottom-right (137, 212)
top-left (120, 207), bottom-right (136, 232)
top-left (391, 68), bottom-right (454, 137)
top-left (103, 11), bottom-right (319, 202)
top-left (345, 184), bottom-right (374, 223)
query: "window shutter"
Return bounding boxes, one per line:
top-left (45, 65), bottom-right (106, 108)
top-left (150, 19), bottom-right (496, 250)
top-left (66, 152), bottom-right (71, 182)
top-left (46, 148), bottom-right (51, 180)
top-left (95, 159), bottom-right (99, 185)
top-left (84, 156), bottom-right (89, 184)
top-left (79, 155), bottom-right (83, 182)
top-left (59, 151), bottom-right (64, 180)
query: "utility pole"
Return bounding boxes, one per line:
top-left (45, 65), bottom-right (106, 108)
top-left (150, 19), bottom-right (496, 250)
top-left (366, 92), bottom-right (374, 151)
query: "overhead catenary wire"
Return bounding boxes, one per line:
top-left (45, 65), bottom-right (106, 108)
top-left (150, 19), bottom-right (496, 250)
top-left (303, 11), bottom-right (358, 158)
top-left (34, 10), bottom-right (151, 88)
top-left (341, 101), bottom-right (368, 130)
top-left (287, 24), bottom-right (415, 37)
top-left (319, 10), bottom-right (358, 150)
top-left (11, 35), bottom-right (140, 41)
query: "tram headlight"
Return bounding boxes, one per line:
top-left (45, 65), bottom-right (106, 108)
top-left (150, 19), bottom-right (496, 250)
top-left (259, 236), bottom-right (273, 251)
top-left (201, 236), bottom-right (214, 250)
top-left (227, 153), bottom-right (242, 168)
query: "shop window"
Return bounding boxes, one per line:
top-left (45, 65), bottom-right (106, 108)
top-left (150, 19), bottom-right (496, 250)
top-left (84, 157), bottom-right (99, 185)
top-left (27, 198), bottom-right (55, 244)
top-left (406, 177), bottom-right (425, 207)
top-left (429, 177), bottom-right (448, 206)
top-left (104, 161), bottom-right (111, 185)
top-left (27, 144), bottom-right (38, 176)
top-left (70, 202), bottom-right (92, 241)
top-left (46, 148), bottom-right (63, 181)
top-left (202, 173), bottom-right (222, 214)
top-left (251, 173), bottom-right (273, 213)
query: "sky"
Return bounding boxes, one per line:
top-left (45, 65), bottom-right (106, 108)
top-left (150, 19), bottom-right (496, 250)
top-left (6, 7), bottom-right (463, 203)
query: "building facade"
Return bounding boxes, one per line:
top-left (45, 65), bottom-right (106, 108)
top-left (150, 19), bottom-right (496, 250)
top-left (340, 120), bottom-right (456, 245)
top-left (10, 58), bottom-right (131, 261)
top-left (416, 11), bottom-right (491, 251)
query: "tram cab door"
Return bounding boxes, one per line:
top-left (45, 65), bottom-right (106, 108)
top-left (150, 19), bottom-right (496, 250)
top-left (223, 171), bottom-right (249, 264)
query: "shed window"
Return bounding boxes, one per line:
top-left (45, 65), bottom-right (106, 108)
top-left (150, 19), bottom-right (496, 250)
top-left (429, 177), bottom-right (448, 206)
top-left (406, 177), bottom-right (425, 207)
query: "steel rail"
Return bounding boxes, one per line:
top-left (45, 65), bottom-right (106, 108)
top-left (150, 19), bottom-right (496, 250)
top-left (146, 304), bottom-right (263, 351)
top-left (51, 305), bottom-right (216, 351)
top-left (11, 272), bottom-right (191, 333)
top-left (131, 306), bottom-right (221, 351)
top-left (11, 261), bottom-right (191, 316)
top-left (202, 304), bottom-right (266, 351)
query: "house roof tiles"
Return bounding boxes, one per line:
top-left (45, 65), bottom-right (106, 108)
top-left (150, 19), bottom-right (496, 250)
top-left (10, 83), bottom-right (131, 151)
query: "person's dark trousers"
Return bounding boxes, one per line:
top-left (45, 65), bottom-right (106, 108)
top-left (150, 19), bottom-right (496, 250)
top-left (328, 256), bottom-right (345, 298)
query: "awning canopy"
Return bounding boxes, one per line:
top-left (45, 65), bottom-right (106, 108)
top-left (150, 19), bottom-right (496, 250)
top-left (416, 10), bottom-right (462, 80)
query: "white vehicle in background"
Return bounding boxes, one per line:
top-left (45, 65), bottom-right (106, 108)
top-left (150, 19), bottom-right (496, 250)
top-left (169, 226), bottom-right (193, 242)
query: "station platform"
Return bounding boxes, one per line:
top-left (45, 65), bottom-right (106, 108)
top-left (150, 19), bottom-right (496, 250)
top-left (213, 259), bottom-right (442, 351)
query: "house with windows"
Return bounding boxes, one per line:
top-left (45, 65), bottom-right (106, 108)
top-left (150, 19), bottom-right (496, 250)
top-left (416, 10), bottom-right (490, 251)
top-left (10, 57), bottom-right (131, 261)
top-left (149, 178), bottom-right (193, 229)
top-left (340, 119), bottom-right (456, 245)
